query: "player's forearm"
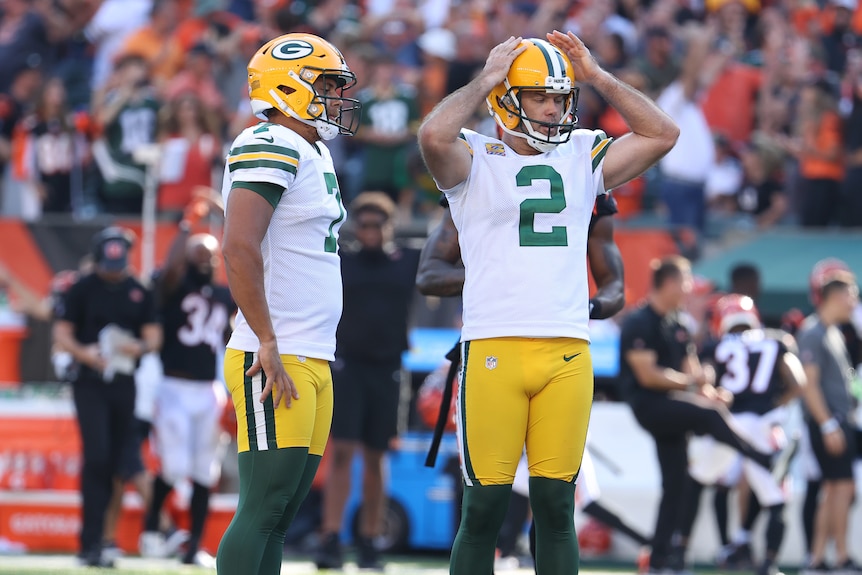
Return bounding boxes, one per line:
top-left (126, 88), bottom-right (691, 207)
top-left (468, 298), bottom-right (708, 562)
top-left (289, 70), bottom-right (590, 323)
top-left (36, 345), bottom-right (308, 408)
top-left (637, 366), bottom-right (692, 391)
top-left (223, 240), bottom-right (277, 344)
top-left (591, 278), bottom-right (624, 319)
top-left (800, 374), bottom-right (834, 425)
top-left (418, 74), bottom-right (496, 147)
top-left (416, 261), bottom-right (465, 297)
top-left (591, 69), bottom-right (678, 142)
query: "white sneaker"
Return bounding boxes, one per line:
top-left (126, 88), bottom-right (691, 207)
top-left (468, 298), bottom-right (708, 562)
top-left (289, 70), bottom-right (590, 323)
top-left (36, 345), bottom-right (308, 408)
top-left (164, 529), bottom-right (190, 557)
top-left (139, 531), bottom-right (167, 558)
top-left (101, 541), bottom-right (124, 562)
top-left (182, 549), bottom-right (217, 569)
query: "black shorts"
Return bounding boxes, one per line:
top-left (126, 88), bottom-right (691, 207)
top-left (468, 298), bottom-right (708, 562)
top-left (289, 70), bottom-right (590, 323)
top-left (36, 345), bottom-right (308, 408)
top-left (330, 358), bottom-right (402, 451)
top-left (117, 417), bottom-right (150, 481)
top-left (807, 417), bottom-right (857, 481)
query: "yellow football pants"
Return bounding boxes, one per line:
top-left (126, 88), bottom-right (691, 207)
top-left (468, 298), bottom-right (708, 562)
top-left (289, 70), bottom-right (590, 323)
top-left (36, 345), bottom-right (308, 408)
top-left (224, 349), bottom-right (333, 456)
top-left (456, 337), bottom-right (593, 485)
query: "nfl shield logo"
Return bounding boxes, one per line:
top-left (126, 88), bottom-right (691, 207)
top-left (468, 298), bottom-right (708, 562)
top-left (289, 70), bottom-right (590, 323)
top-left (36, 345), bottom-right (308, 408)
top-left (485, 356), bottom-right (497, 370)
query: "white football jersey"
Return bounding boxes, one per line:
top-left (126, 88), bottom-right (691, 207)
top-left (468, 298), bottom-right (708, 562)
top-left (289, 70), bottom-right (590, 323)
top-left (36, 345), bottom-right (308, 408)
top-left (442, 129), bottom-right (612, 342)
top-left (222, 122), bottom-right (345, 360)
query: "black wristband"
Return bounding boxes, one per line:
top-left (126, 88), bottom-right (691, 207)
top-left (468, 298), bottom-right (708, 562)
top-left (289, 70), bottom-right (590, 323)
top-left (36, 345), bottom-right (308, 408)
top-left (589, 298), bottom-right (603, 319)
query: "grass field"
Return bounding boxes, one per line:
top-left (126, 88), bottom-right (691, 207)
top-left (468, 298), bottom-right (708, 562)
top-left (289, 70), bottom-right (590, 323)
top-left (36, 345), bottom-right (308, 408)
top-left (0, 554), bottom-right (545, 575)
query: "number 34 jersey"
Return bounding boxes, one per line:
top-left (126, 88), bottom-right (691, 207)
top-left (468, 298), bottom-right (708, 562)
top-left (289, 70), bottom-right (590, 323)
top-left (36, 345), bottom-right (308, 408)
top-left (160, 276), bottom-right (236, 381)
top-left (222, 123), bottom-right (346, 361)
top-left (442, 128), bottom-right (613, 342)
top-left (713, 328), bottom-right (795, 415)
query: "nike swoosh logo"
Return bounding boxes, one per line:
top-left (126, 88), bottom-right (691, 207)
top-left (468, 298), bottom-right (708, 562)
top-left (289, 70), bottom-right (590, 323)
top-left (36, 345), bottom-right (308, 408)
top-left (563, 353), bottom-right (581, 362)
top-left (257, 135), bottom-right (274, 143)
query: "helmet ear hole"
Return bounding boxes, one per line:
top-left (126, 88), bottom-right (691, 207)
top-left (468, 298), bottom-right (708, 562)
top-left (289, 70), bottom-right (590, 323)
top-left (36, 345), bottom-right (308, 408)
top-left (278, 85), bottom-right (296, 97)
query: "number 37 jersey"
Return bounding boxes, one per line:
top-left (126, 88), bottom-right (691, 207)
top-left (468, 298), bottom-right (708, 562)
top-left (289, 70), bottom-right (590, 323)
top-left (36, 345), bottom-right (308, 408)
top-left (442, 128), bottom-right (613, 342)
top-left (713, 329), bottom-right (795, 415)
top-left (222, 123), bottom-right (346, 361)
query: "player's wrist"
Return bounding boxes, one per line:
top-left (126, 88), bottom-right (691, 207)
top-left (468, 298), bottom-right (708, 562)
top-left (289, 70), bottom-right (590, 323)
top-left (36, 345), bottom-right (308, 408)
top-left (589, 298), bottom-right (602, 319)
top-left (820, 417), bottom-right (840, 435)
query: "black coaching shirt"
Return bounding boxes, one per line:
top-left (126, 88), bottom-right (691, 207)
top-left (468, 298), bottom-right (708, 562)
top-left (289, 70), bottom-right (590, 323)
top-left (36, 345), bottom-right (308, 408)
top-left (619, 303), bottom-right (694, 403)
top-left (336, 247), bottom-right (420, 364)
top-left (57, 272), bottom-right (157, 382)
top-left (159, 273), bottom-right (235, 381)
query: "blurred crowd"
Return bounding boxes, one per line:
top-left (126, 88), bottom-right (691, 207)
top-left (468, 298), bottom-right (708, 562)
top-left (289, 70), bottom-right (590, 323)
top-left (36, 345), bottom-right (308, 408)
top-left (1, 0), bottom-right (861, 235)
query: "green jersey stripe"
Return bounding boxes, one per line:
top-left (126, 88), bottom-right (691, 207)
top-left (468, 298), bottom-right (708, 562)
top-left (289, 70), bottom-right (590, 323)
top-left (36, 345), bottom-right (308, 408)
top-left (592, 139), bottom-right (613, 172)
top-left (229, 143), bottom-right (300, 159)
top-left (243, 352), bottom-right (257, 451)
top-left (229, 159), bottom-right (298, 175)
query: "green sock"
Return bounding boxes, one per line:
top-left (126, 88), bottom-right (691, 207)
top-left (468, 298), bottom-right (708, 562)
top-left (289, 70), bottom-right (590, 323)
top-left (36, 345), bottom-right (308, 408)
top-left (258, 454), bottom-right (322, 575)
top-left (449, 483), bottom-right (512, 575)
top-left (530, 476), bottom-right (579, 575)
top-left (216, 447), bottom-right (309, 575)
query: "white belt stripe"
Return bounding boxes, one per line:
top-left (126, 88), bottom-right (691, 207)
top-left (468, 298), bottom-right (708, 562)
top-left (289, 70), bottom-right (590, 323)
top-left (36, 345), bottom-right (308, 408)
top-left (251, 368), bottom-right (269, 451)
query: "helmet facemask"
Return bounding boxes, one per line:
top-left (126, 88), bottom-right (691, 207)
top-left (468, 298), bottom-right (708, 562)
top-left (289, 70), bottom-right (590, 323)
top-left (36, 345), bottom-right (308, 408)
top-left (497, 79), bottom-right (579, 153)
top-left (263, 66), bottom-right (362, 141)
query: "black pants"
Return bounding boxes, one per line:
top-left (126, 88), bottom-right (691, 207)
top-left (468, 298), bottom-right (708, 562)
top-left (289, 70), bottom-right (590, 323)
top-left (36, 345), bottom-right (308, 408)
top-left (631, 391), bottom-right (767, 569)
top-left (72, 376), bottom-right (136, 555)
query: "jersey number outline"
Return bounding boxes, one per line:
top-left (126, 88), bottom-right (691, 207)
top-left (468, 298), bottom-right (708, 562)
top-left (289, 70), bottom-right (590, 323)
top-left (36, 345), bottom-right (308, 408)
top-left (178, 293), bottom-right (228, 353)
top-left (715, 338), bottom-right (780, 395)
top-left (323, 172), bottom-right (345, 253)
top-left (517, 165), bottom-right (568, 247)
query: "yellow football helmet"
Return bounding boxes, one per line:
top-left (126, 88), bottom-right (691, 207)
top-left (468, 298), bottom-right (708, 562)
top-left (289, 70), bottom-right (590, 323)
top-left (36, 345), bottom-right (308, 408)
top-left (486, 38), bottom-right (579, 152)
top-left (248, 33), bottom-right (361, 140)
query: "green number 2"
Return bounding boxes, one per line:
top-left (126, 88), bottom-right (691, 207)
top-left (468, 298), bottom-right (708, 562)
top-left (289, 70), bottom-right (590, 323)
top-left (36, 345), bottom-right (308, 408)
top-left (517, 165), bottom-right (568, 247)
top-left (323, 172), bottom-right (345, 253)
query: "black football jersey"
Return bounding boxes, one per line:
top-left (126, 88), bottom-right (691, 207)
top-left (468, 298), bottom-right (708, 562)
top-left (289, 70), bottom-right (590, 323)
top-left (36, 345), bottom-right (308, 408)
top-left (159, 274), bottom-right (236, 381)
top-left (713, 328), bottom-right (792, 415)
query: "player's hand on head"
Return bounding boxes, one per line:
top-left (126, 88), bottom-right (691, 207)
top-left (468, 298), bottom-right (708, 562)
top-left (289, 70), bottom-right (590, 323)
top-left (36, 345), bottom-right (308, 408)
top-left (248, 340), bottom-right (300, 409)
top-left (479, 36), bottom-right (527, 89)
top-left (547, 31), bottom-right (602, 84)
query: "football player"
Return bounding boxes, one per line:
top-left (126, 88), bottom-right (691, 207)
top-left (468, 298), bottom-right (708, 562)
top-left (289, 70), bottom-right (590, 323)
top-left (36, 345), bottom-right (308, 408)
top-left (417, 31), bottom-right (678, 574)
top-left (139, 196), bottom-right (236, 567)
top-left (217, 33), bottom-right (361, 575)
top-left (681, 294), bottom-right (805, 575)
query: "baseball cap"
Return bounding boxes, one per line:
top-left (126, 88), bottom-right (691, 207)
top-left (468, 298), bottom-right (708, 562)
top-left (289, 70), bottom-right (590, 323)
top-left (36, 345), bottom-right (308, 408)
top-left (97, 238), bottom-right (130, 272)
top-left (92, 227), bottom-right (134, 272)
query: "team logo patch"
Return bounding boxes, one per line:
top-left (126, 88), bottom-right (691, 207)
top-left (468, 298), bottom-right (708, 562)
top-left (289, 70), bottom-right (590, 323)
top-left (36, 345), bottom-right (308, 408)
top-left (297, 355), bottom-right (307, 363)
top-left (129, 288), bottom-right (143, 303)
top-left (484, 143), bottom-right (506, 156)
top-left (485, 356), bottom-right (497, 370)
top-left (271, 39), bottom-right (314, 60)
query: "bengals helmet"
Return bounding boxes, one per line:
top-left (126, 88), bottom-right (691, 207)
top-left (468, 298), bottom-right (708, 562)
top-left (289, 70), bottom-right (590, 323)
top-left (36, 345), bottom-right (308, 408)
top-left (711, 293), bottom-right (761, 336)
top-left (247, 33), bottom-right (361, 140)
top-left (486, 38), bottom-right (579, 153)
top-left (809, 258), bottom-right (856, 307)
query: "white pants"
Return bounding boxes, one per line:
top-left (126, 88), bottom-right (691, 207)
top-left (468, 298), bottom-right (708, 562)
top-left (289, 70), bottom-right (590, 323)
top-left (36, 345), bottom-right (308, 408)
top-left (688, 408), bottom-right (788, 507)
top-left (154, 376), bottom-right (227, 487)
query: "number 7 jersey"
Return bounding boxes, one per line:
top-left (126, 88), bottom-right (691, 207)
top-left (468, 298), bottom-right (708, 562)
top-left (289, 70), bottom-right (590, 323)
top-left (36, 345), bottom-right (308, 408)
top-left (222, 122), bottom-right (346, 361)
top-left (442, 128), bottom-right (612, 342)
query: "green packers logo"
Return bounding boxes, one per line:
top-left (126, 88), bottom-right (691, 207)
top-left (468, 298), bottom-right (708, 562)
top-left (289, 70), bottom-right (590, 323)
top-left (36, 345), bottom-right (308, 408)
top-left (272, 40), bottom-right (314, 60)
